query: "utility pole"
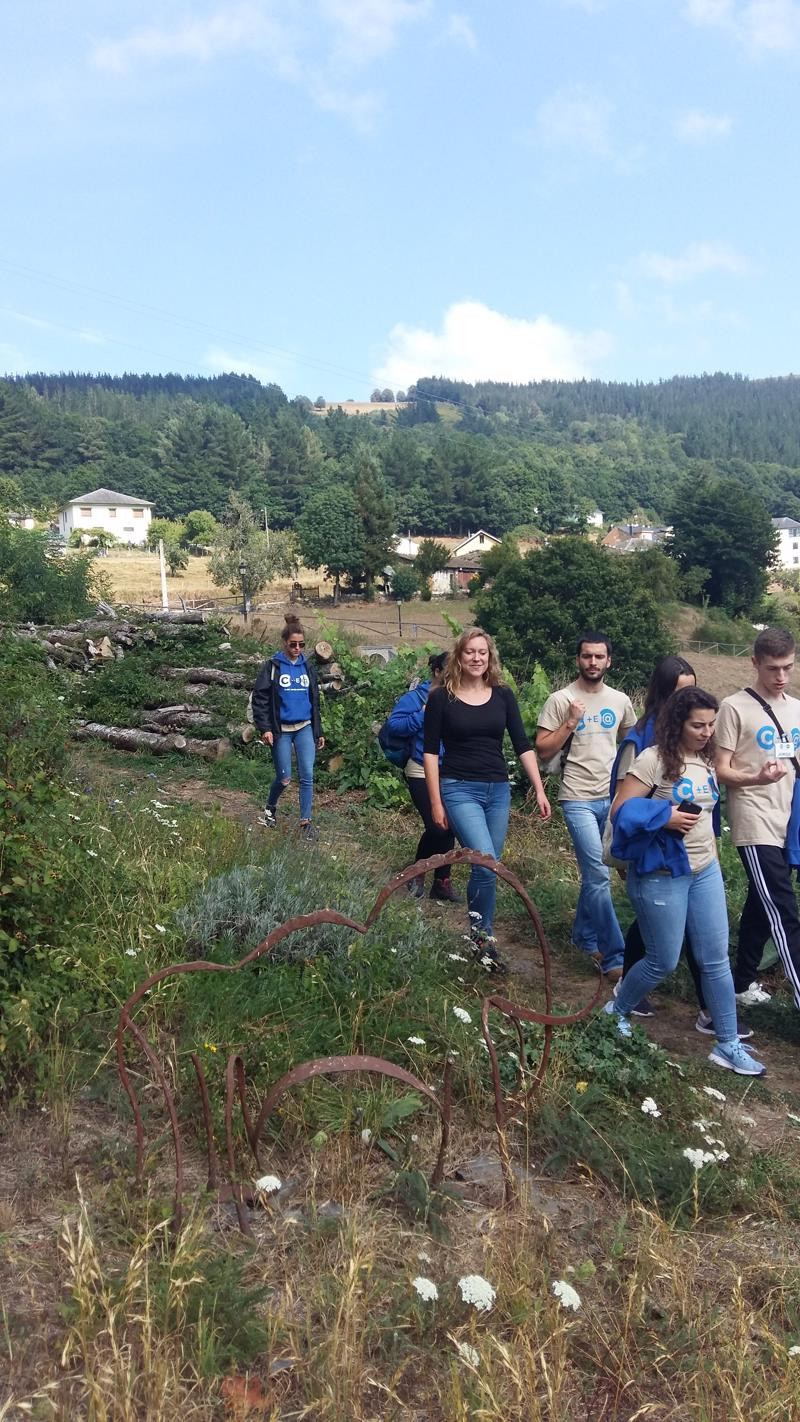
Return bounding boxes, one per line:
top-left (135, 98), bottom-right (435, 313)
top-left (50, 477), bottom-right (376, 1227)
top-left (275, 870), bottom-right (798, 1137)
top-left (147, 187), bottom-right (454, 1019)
top-left (264, 507), bottom-right (270, 549)
top-left (158, 539), bottom-right (169, 610)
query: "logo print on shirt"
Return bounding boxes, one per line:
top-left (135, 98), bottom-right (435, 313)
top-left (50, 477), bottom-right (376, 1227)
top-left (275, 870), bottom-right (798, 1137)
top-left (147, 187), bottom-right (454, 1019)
top-left (672, 776), bottom-right (696, 803)
top-left (756, 725), bottom-right (776, 750)
top-left (575, 708), bottom-right (617, 733)
top-left (279, 672), bottom-right (309, 689)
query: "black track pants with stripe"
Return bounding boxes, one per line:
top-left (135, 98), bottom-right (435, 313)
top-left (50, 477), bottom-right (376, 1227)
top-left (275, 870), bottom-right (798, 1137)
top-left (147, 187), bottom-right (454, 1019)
top-left (736, 844), bottom-right (800, 1007)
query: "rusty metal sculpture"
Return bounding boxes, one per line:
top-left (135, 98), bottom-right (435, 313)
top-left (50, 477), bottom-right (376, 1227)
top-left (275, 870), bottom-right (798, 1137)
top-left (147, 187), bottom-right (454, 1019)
top-left (116, 848), bottom-right (601, 1229)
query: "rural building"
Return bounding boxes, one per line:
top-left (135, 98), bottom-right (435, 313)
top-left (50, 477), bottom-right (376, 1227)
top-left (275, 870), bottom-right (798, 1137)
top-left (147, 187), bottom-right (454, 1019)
top-left (57, 488), bottom-right (153, 546)
top-left (602, 522), bottom-right (671, 554)
top-left (586, 509), bottom-right (604, 528)
top-left (5, 510), bottom-right (35, 529)
top-left (772, 517), bottom-right (800, 569)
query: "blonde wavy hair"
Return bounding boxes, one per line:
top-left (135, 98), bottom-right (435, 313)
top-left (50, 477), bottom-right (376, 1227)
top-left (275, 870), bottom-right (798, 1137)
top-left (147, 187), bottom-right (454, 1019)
top-left (443, 627), bottom-right (504, 697)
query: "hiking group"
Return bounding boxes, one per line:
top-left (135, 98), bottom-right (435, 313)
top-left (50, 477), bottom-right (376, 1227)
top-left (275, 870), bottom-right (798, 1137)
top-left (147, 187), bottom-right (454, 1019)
top-left (253, 616), bottom-right (800, 1079)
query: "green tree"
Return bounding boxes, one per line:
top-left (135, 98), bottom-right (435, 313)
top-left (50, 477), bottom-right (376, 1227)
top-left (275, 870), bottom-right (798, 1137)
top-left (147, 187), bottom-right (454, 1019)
top-left (390, 566), bottom-right (419, 601)
top-left (667, 476), bottom-right (777, 614)
top-left (181, 509), bottom-right (219, 549)
top-left (0, 475), bottom-right (23, 511)
top-left (295, 487), bottom-right (364, 604)
top-left (474, 537), bottom-right (672, 687)
top-left (347, 444), bottom-right (395, 593)
top-left (414, 538), bottom-right (450, 600)
top-left (147, 517), bottom-right (186, 552)
top-left (210, 492), bottom-right (295, 604)
top-left (67, 526), bottom-right (119, 552)
top-left (0, 526), bottom-right (99, 622)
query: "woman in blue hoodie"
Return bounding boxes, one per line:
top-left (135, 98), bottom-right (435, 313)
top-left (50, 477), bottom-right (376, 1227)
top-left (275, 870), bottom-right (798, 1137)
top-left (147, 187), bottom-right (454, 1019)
top-left (386, 652), bottom-right (459, 902)
top-left (251, 614), bottom-right (324, 841)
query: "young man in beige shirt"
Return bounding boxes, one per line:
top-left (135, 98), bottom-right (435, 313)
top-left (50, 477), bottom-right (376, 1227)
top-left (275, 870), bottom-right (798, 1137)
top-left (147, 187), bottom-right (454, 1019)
top-left (715, 626), bottom-right (800, 1010)
top-left (536, 631), bottom-right (636, 979)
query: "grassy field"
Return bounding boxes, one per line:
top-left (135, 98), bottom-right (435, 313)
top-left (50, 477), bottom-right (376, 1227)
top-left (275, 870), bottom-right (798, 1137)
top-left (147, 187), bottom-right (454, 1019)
top-left (4, 620), bottom-right (800, 1420)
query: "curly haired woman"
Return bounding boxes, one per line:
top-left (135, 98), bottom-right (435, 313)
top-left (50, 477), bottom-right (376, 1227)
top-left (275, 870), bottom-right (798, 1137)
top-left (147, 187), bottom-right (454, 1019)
top-left (605, 686), bottom-right (765, 1076)
top-left (423, 627), bottom-right (551, 972)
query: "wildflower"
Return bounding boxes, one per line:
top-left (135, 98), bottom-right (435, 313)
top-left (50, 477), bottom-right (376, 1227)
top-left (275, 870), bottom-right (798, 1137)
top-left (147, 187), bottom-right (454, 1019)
top-left (468, 910), bottom-right (482, 920)
top-left (86, 849), bottom-right (98, 858)
top-left (683, 1147), bottom-right (716, 1170)
top-left (407, 1036), bottom-right (426, 1046)
top-left (151, 799), bottom-right (170, 809)
top-left (68, 813), bottom-right (81, 822)
top-left (702, 1086), bottom-right (726, 1102)
top-left (57, 694), bottom-right (65, 701)
top-left (456, 1341), bottom-right (480, 1366)
top-left (417, 1250), bottom-right (432, 1264)
top-left (458, 1274), bottom-right (496, 1312)
top-left (154, 923), bottom-right (166, 933)
top-left (361, 1128), bottom-right (372, 1144)
top-left (480, 955), bottom-right (495, 969)
top-left (789, 1345), bottom-right (800, 1356)
top-left (125, 948), bottom-right (138, 957)
top-left (255, 1174), bottom-right (282, 1194)
top-left (203, 1041), bottom-right (218, 1053)
top-left (411, 1276), bottom-right (438, 1302)
top-left (452, 1007), bottom-right (472, 1024)
top-left (448, 952), bottom-right (467, 961)
top-left (692, 1119), bottom-right (712, 1132)
top-left (575, 1081), bottom-right (588, 1093)
top-left (641, 1097), bottom-right (661, 1118)
top-left (739, 1115), bottom-right (756, 1127)
top-left (552, 1279), bottom-right (582, 1312)
top-left (411, 1133), bottom-right (419, 1142)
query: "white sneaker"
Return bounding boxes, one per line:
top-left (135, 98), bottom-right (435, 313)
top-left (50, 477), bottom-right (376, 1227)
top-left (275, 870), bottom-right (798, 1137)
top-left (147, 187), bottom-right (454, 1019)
top-left (734, 982), bottom-right (771, 1007)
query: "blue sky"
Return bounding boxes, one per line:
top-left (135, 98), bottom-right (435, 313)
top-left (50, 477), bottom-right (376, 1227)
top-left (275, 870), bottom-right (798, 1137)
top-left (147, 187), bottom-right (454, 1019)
top-left (2, 0), bottom-right (799, 398)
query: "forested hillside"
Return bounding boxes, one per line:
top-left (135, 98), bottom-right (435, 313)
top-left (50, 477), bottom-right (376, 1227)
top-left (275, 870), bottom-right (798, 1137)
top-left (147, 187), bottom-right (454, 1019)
top-left (3, 370), bottom-right (800, 533)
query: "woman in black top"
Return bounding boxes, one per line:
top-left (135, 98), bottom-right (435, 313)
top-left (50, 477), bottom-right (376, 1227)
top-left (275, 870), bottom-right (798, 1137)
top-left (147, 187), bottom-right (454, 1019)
top-left (423, 627), bottom-right (551, 970)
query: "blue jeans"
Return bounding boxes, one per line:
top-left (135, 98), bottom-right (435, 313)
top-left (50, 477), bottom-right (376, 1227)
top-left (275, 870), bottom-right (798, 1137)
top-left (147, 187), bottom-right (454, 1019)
top-left (616, 861), bottom-right (737, 1042)
top-left (440, 779), bottom-right (511, 936)
top-left (268, 723), bottom-right (316, 823)
top-left (561, 798), bottom-right (624, 972)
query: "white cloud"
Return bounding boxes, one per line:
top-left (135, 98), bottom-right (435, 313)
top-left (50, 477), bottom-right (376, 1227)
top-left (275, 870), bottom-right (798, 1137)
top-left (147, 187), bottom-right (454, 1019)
top-left (446, 13), bottom-right (478, 48)
top-left (318, 0), bottom-right (430, 68)
top-left (640, 241), bottom-right (749, 283)
top-left (204, 345), bottom-right (291, 385)
top-left (536, 84), bottom-right (615, 158)
top-left (89, 1), bottom-right (429, 130)
top-left (91, 4), bottom-right (296, 76)
top-left (373, 300), bottom-right (612, 389)
top-left (685, 0), bottom-right (800, 53)
top-left (674, 109), bottom-right (732, 142)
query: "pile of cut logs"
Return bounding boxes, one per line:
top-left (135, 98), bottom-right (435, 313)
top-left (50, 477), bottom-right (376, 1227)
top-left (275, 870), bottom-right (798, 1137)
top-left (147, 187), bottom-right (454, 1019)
top-left (8, 616), bottom-right (346, 761)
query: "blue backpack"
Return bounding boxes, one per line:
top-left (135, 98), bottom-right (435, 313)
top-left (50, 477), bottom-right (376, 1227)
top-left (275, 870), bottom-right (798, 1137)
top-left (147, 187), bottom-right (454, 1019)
top-left (377, 685), bottom-right (426, 766)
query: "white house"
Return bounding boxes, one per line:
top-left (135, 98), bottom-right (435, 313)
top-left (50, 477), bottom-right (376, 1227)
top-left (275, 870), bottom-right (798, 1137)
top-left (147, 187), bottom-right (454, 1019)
top-left (430, 530), bottom-right (501, 595)
top-left (586, 509), bottom-right (604, 528)
top-left (6, 510), bottom-right (36, 529)
top-left (57, 488), bottom-right (153, 546)
top-left (772, 517), bottom-right (800, 570)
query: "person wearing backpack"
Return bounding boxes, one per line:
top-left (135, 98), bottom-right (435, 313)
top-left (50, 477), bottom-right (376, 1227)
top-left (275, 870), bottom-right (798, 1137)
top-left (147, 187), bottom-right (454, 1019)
top-left (251, 614), bottom-right (324, 841)
top-left (385, 653), bottom-right (460, 901)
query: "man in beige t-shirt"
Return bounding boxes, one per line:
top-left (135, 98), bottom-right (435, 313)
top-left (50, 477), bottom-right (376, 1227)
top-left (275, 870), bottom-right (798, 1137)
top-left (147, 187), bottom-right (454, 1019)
top-left (715, 626), bottom-right (800, 1010)
top-left (537, 632), bottom-right (636, 977)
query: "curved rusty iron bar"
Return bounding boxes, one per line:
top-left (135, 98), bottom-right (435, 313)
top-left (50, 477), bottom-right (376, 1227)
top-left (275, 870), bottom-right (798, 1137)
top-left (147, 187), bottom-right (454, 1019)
top-left (224, 1054), bottom-right (254, 1237)
top-left (250, 1053), bottom-right (451, 1167)
top-left (115, 847), bottom-right (602, 1231)
top-left (189, 1052), bottom-right (220, 1192)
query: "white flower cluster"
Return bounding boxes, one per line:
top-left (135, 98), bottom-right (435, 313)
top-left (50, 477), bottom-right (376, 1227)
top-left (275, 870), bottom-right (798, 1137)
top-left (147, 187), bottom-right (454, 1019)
top-left (458, 1274), bottom-right (496, 1312)
top-left (411, 1276), bottom-right (438, 1302)
top-left (683, 1145), bottom-right (728, 1170)
top-left (254, 1174), bottom-right (282, 1194)
top-left (702, 1085), bottom-right (726, 1103)
top-left (452, 1006), bottom-right (472, 1024)
top-left (407, 1036), bottom-right (426, 1046)
top-left (641, 1097), bottom-right (661, 1117)
top-left (552, 1279), bottom-right (582, 1312)
top-left (456, 1341), bottom-right (480, 1366)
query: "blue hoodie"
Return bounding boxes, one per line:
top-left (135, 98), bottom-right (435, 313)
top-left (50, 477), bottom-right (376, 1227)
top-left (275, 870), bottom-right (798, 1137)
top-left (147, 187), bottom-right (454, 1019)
top-left (611, 797), bottom-right (691, 877)
top-left (611, 713), bottom-right (721, 837)
top-left (386, 679), bottom-right (433, 765)
top-left (274, 650), bottom-right (313, 725)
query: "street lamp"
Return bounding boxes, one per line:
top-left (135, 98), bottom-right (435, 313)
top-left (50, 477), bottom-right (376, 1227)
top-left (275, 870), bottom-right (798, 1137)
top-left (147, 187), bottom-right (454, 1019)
top-left (238, 561), bottom-right (250, 623)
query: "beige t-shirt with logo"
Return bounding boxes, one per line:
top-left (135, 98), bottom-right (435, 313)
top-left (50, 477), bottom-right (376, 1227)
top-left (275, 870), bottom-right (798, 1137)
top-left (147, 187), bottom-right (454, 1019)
top-left (538, 680), bottom-right (636, 802)
top-left (715, 688), bottom-right (800, 847)
top-left (630, 746), bottom-right (719, 872)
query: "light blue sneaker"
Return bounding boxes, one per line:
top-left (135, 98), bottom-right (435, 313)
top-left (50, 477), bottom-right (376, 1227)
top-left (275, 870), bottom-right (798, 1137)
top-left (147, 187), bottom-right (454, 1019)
top-left (602, 998), bottom-right (632, 1038)
top-left (708, 1038), bottom-right (766, 1077)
